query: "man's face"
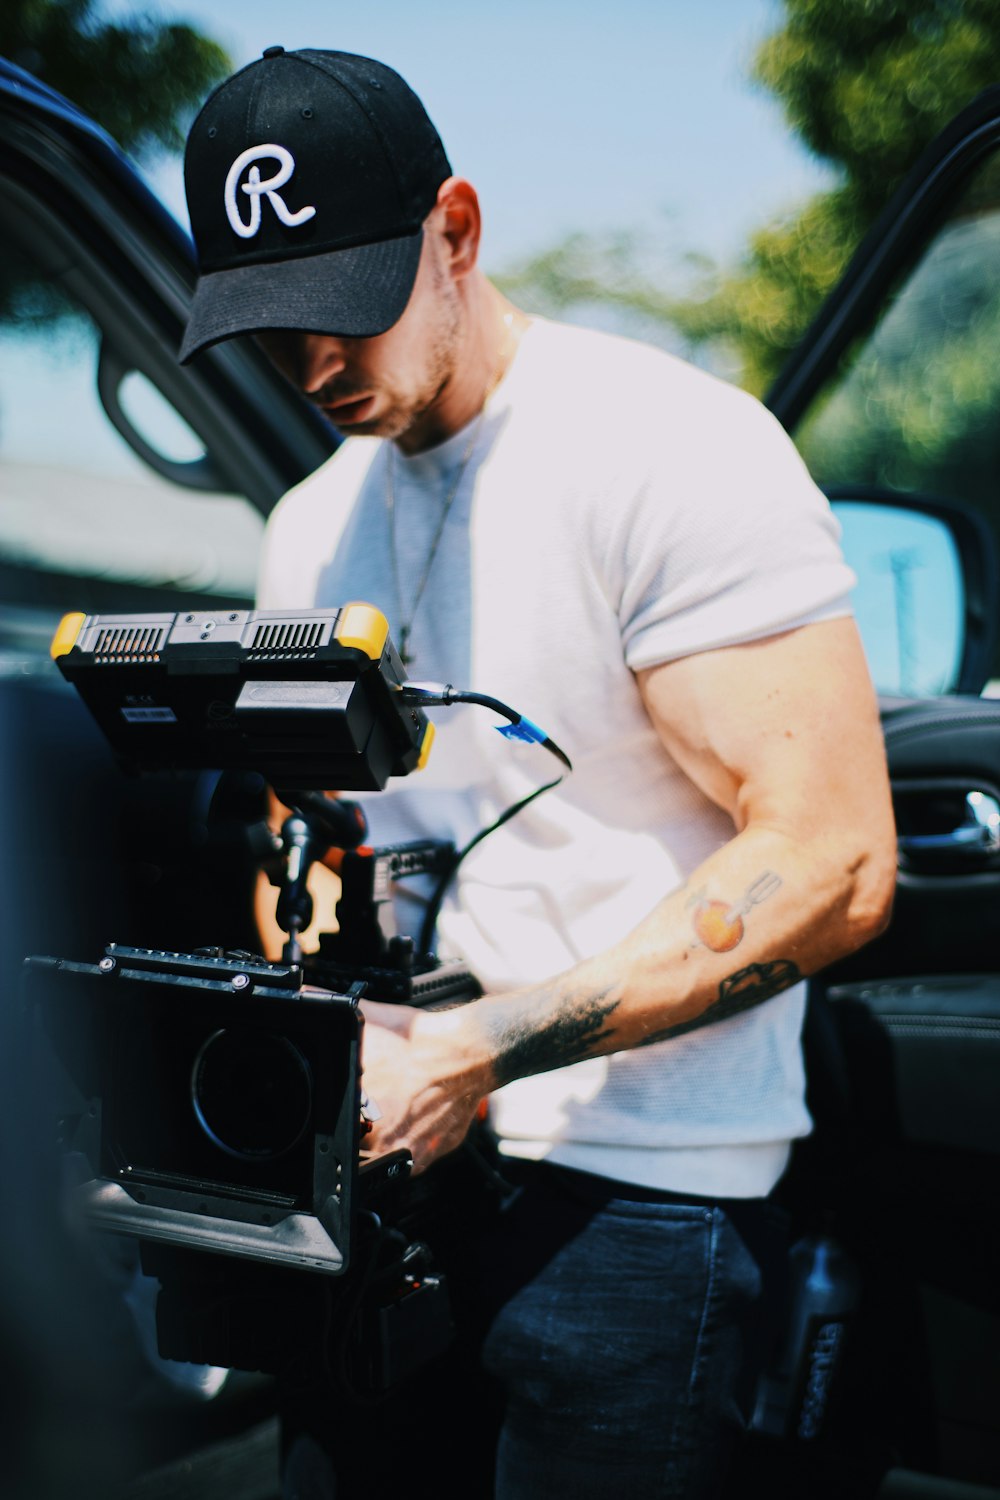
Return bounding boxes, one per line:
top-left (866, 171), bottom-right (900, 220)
top-left (255, 226), bottom-right (462, 451)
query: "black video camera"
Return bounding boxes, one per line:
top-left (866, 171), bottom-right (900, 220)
top-left (28, 604), bottom-right (488, 1391)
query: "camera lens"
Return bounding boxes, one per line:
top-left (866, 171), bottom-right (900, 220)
top-left (191, 1027), bottom-right (313, 1160)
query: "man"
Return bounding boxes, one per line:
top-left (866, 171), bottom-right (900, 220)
top-left (180, 47), bottom-right (896, 1498)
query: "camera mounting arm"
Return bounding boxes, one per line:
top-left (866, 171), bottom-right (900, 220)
top-left (272, 793), bottom-right (369, 965)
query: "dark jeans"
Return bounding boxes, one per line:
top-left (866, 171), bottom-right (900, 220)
top-left (281, 1158), bottom-right (789, 1499)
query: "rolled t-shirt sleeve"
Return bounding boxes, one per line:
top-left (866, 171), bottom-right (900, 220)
top-left (607, 380), bottom-right (855, 671)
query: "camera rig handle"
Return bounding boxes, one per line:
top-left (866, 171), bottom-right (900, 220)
top-left (270, 792), bottom-right (368, 964)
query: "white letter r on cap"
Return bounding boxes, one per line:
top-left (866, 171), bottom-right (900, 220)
top-left (224, 144), bottom-right (317, 238)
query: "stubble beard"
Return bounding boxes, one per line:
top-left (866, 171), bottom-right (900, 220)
top-left (370, 271), bottom-right (464, 448)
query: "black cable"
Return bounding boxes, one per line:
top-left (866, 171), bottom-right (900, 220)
top-left (400, 683), bottom-right (573, 771)
top-left (398, 683), bottom-right (573, 955)
top-left (418, 774), bottom-right (563, 955)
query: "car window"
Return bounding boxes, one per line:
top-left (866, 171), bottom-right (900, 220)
top-left (792, 148), bottom-right (1000, 513)
top-left (0, 194), bottom-right (264, 672)
top-left (789, 145), bottom-right (1000, 694)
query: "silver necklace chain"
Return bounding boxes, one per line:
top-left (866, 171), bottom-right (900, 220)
top-left (385, 311), bottom-right (520, 666)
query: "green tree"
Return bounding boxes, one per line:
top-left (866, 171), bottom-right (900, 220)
top-left (1, 2), bottom-right (230, 326)
top-left (498, 0), bottom-right (1000, 395)
top-left (2, 0), bottom-right (230, 158)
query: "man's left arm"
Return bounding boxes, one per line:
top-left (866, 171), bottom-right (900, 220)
top-left (360, 616), bottom-right (898, 1171)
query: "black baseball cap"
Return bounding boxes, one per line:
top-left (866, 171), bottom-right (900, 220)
top-left (179, 47), bottom-right (452, 361)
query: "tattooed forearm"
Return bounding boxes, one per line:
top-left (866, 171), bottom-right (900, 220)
top-left (488, 985), bottom-right (621, 1087)
top-left (637, 959), bottom-right (802, 1046)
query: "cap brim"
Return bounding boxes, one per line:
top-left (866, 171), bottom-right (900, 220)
top-left (178, 229), bottom-right (424, 362)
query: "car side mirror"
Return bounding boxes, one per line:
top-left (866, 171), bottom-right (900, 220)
top-left (828, 486), bottom-right (999, 698)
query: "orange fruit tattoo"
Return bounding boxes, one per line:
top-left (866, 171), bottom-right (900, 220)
top-left (692, 900), bottom-right (745, 953)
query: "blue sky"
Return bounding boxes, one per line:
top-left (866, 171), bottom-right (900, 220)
top-left (147, 0), bottom-right (835, 276)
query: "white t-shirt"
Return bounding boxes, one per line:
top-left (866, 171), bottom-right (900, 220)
top-left (258, 317), bottom-right (855, 1197)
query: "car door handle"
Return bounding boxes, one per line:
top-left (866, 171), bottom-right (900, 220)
top-left (897, 790), bottom-right (1000, 859)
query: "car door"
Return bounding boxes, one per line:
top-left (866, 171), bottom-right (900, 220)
top-left (0, 60), bottom-right (339, 1497)
top-left (763, 86), bottom-right (1000, 1497)
top-left (0, 58), bottom-right (341, 969)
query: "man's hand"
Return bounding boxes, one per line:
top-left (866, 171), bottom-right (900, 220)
top-left (359, 1000), bottom-right (490, 1173)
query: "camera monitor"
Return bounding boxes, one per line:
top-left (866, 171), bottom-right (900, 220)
top-left (49, 602), bottom-right (433, 789)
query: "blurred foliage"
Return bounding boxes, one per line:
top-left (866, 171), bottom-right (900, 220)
top-left (495, 227), bottom-right (716, 364)
top-left (2, 0), bottom-right (231, 157)
top-left (794, 153), bottom-right (1000, 507)
top-left (1, 1), bottom-right (230, 329)
top-left (497, 0), bottom-right (1000, 395)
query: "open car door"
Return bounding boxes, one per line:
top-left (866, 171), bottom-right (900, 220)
top-left (0, 58), bottom-right (338, 1498)
top-left (761, 86), bottom-right (1000, 1498)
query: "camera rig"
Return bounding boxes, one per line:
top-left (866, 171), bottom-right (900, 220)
top-left (28, 603), bottom-right (528, 1390)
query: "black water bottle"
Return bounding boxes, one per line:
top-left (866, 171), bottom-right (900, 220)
top-left (752, 1228), bottom-right (860, 1442)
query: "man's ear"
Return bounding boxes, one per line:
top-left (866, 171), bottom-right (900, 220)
top-left (432, 176), bottom-right (481, 279)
